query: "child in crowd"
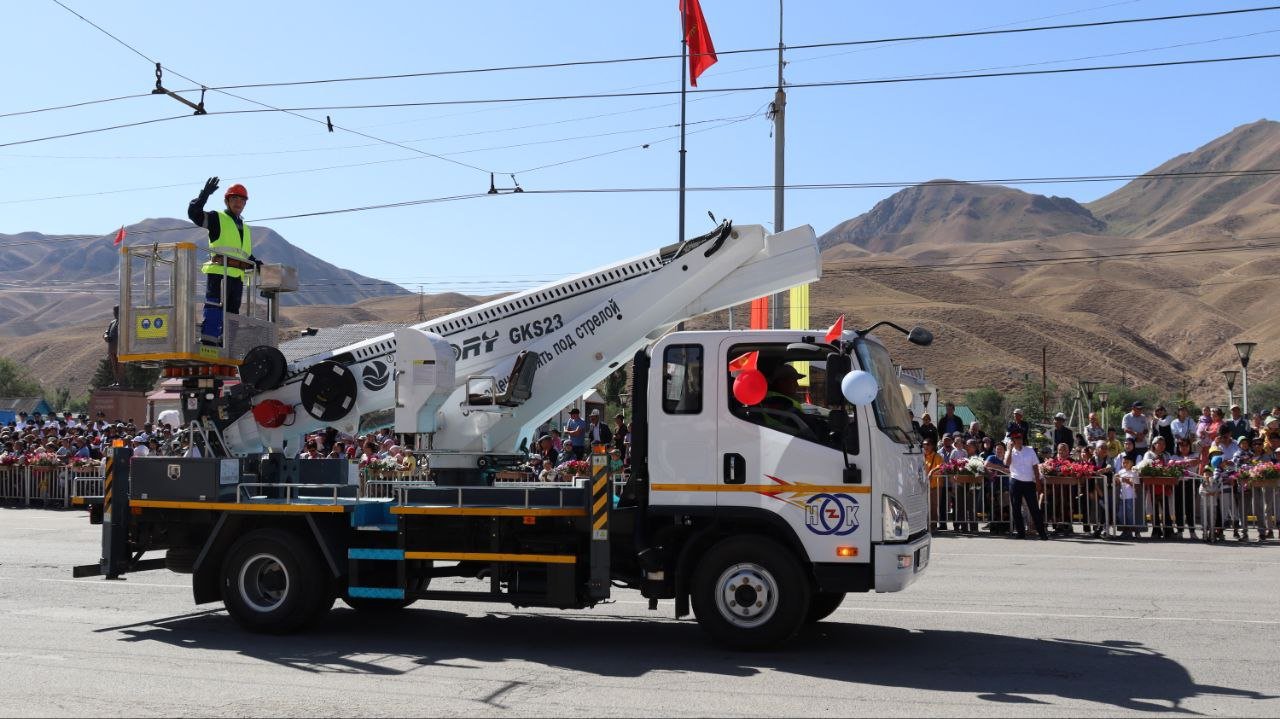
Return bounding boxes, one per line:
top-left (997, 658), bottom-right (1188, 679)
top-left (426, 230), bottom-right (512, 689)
top-left (1201, 454), bottom-right (1226, 544)
top-left (1116, 455), bottom-right (1138, 539)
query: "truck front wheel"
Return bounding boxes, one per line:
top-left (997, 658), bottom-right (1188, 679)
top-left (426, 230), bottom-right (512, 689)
top-left (805, 591), bottom-right (846, 623)
top-left (221, 528), bottom-right (328, 634)
top-left (691, 536), bottom-right (810, 649)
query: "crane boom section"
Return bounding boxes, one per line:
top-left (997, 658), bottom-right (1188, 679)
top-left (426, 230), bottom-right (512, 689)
top-left (220, 222), bottom-right (819, 457)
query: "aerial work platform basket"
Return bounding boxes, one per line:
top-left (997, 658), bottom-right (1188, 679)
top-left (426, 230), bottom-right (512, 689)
top-left (117, 242), bottom-right (295, 368)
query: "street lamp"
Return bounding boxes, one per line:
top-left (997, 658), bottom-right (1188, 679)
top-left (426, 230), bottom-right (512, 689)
top-left (1222, 369), bottom-right (1240, 409)
top-left (1097, 390), bottom-right (1109, 432)
top-left (920, 391), bottom-right (931, 414)
top-left (1234, 341), bottom-right (1257, 415)
top-left (1080, 379), bottom-right (1099, 412)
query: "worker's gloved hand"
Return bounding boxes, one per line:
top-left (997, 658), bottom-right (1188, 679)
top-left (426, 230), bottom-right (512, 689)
top-left (249, 254), bottom-right (263, 269)
top-left (199, 176), bottom-right (219, 199)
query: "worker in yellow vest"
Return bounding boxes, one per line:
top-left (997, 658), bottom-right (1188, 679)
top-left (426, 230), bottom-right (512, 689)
top-left (188, 177), bottom-right (258, 345)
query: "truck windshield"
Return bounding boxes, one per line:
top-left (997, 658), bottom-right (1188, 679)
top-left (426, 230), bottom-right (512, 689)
top-left (853, 339), bottom-right (914, 445)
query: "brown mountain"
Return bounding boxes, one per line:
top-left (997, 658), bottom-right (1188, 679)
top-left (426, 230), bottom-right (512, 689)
top-left (803, 119), bottom-right (1280, 403)
top-left (1086, 119), bottom-right (1280, 238)
top-left (0, 218), bottom-right (408, 337)
top-left (818, 181), bottom-right (1106, 253)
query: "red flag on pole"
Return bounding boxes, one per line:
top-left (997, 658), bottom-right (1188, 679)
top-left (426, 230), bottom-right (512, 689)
top-left (112, 226), bottom-right (127, 247)
top-left (681, 0), bottom-right (717, 86)
top-left (728, 350), bottom-right (759, 374)
top-left (824, 314), bottom-right (845, 344)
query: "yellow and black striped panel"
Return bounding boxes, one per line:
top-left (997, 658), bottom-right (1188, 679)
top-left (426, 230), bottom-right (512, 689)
top-left (102, 456), bottom-right (114, 517)
top-left (591, 455), bottom-right (609, 536)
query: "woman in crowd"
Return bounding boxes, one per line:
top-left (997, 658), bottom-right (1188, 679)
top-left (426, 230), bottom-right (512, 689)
top-left (918, 413), bottom-right (939, 445)
top-left (1139, 436), bottom-right (1173, 538)
top-left (1172, 437), bottom-right (1199, 539)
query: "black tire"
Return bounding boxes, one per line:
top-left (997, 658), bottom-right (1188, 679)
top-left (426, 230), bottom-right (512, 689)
top-left (805, 591), bottom-right (846, 624)
top-left (690, 535), bottom-right (811, 649)
top-left (220, 528), bottom-right (328, 634)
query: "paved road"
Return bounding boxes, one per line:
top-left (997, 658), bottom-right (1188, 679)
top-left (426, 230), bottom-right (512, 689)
top-left (1, 506), bottom-right (1277, 717)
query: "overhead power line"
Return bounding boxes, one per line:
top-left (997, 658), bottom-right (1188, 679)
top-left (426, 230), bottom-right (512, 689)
top-left (11, 49), bottom-right (1278, 152)
top-left (5, 165), bottom-right (1280, 247)
top-left (185, 52), bottom-right (1280, 115)
top-left (167, 5), bottom-right (1280, 93)
top-left (47, 0), bottom-right (498, 176)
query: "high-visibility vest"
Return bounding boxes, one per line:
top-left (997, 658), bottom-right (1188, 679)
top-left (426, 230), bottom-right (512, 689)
top-left (201, 211), bottom-right (252, 278)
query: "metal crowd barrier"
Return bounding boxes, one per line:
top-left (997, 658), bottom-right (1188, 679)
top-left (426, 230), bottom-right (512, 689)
top-left (929, 466), bottom-right (1278, 542)
top-left (0, 465), bottom-right (106, 508)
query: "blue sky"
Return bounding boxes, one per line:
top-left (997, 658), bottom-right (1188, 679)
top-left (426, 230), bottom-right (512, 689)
top-left (3, 1), bottom-right (1278, 295)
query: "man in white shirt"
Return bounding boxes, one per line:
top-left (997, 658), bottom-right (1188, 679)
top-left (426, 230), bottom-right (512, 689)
top-left (1122, 401), bottom-right (1151, 451)
top-left (1002, 430), bottom-right (1048, 540)
top-left (130, 435), bottom-right (150, 458)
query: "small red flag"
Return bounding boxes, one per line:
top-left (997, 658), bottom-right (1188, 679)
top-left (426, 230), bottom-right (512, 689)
top-left (728, 350), bottom-right (758, 374)
top-left (681, 0), bottom-right (717, 87)
top-left (824, 314), bottom-right (845, 344)
top-left (112, 226), bottom-right (126, 247)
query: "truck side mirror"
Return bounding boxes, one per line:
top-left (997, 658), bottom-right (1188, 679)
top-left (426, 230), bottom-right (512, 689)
top-left (908, 326), bottom-right (933, 346)
top-left (825, 352), bottom-right (851, 405)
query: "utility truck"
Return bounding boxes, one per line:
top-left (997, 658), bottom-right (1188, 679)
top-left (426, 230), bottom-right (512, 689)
top-left (75, 221), bottom-right (932, 648)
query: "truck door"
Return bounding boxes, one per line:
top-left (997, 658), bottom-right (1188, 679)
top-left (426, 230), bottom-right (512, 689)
top-left (645, 341), bottom-right (719, 507)
top-left (715, 338), bottom-right (872, 563)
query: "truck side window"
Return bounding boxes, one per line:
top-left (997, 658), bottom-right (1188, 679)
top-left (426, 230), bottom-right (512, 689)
top-left (727, 343), bottom-right (845, 451)
top-left (662, 345), bottom-right (703, 415)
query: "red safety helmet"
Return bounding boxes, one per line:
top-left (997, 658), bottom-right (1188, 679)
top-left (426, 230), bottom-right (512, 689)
top-left (225, 183), bottom-right (248, 200)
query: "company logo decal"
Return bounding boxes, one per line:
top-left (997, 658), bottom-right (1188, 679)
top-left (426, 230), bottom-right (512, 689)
top-left (804, 493), bottom-right (860, 536)
top-left (362, 360), bottom-right (390, 391)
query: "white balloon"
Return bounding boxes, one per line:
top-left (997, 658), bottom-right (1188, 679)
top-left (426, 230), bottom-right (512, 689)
top-left (842, 370), bottom-right (879, 405)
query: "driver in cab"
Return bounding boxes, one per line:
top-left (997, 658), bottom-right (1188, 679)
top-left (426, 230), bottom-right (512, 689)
top-left (762, 364), bottom-right (805, 412)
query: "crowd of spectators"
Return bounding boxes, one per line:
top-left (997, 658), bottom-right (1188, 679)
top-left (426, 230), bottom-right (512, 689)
top-left (920, 400), bottom-right (1280, 544)
top-left (0, 410), bottom-right (201, 468)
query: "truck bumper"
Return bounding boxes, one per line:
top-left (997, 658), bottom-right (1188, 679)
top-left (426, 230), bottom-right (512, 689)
top-left (873, 533), bottom-right (931, 593)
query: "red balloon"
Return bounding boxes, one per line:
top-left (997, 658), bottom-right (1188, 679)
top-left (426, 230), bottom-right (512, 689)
top-left (733, 369), bottom-right (768, 405)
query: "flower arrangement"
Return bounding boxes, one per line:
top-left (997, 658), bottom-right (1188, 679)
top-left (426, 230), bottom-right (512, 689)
top-left (555, 459), bottom-right (592, 477)
top-left (1239, 461), bottom-right (1280, 483)
top-left (1040, 458), bottom-right (1097, 479)
top-left (940, 456), bottom-right (985, 477)
top-left (29, 453), bottom-right (61, 468)
top-left (69, 457), bottom-right (99, 469)
top-left (1138, 458), bottom-right (1195, 479)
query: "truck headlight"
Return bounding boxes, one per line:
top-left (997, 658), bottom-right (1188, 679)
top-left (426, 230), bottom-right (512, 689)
top-left (882, 495), bottom-right (909, 542)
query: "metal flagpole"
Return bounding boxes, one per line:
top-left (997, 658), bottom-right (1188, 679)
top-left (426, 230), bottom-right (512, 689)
top-left (679, 7), bottom-right (688, 248)
top-left (676, 5), bottom-right (688, 332)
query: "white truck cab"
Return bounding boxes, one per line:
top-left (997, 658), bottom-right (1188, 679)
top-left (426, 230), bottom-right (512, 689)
top-left (639, 326), bottom-right (931, 633)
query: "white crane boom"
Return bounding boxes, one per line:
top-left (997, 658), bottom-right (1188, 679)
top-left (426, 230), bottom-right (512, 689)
top-left (220, 222), bottom-right (820, 462)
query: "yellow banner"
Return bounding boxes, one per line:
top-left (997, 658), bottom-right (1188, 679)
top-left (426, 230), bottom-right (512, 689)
top-left (789, 283), bottom-right (810, 388)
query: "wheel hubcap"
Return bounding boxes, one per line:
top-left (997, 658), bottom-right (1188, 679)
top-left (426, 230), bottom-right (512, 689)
top-left (238, 553), bottom-right (289, 613)
top-left (715, 563), bottom-right (777, 629)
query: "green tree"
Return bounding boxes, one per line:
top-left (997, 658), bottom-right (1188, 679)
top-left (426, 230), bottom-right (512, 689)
top-left (90, 358), bottom-right (116, 390)
top-left (122, 364), bottom-right (161, 392)
top-left (963, 386), bottom-right (1005, 436)
top-left (0, 358), bottom-right (42, 398)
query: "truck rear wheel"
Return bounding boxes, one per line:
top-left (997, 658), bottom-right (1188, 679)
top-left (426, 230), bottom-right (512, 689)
top-left (805, 591), bottom-right (846, 623)
top-left (691, 536), bottom-right (810, 649)
top-left (220, 528), bottom-right (328, 634)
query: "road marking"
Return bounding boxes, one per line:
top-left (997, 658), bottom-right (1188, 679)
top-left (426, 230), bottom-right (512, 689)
top-left (832, 605), bottom-right (1280, 625)
top-left (37, 578), bottom-right (188, 589)
top-left (940, 551), bottom-right (1280, 565)
top-left (0, 576), bottom-right (189, 589)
